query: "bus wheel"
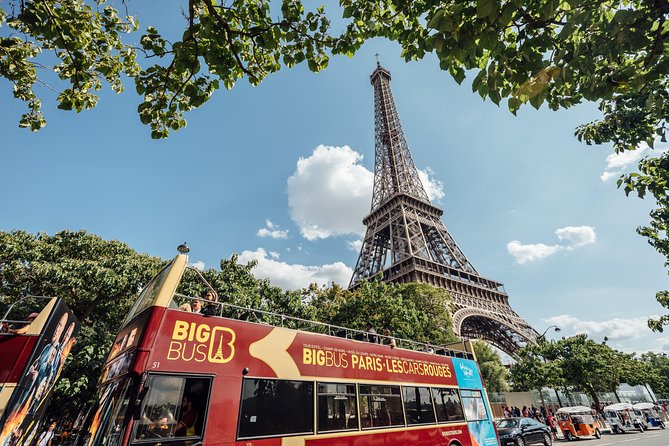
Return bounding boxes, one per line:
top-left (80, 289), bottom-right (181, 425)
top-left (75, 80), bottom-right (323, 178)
top-left (543, 432), bottom-right (552, 446)
top-left (594, 429), bottom-right (601, 439)
top-left (565, 431), bottom-right (573, 441)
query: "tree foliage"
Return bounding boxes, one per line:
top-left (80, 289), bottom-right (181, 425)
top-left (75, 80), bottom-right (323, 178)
top-left (4, 1), bottom-right (669, 324)
top-left (640, 352), bottom-right (669, 397)
top-left (472, 340), bottom-right (509, 393)
top-left (511, 335), bottom-right (662, 407)
top-left (0, 229), bottom-right (459, 418)
top-left (0, 230), bottom-right (165, 418)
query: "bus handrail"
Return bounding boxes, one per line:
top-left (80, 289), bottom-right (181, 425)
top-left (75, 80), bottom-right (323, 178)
top-left (1, 295), bottom-right (54, 323)
top-left (173, 293), bottom-right (473, 359)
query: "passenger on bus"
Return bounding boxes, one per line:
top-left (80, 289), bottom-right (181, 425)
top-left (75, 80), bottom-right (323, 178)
top-left (10, 312), bottom-right (39, 334)
top-left (175, 393), bottom-right (198, 437)
top-left (382, 328), bottom-right (396, 348)
top-left (191, 299), bottom-right (204, 314)
top-left (179, 298), bottom-right (205, 313)
top-left (201, 290), bottom-right (219, 317)
top-left (365, 322), bottom-right (378, 343)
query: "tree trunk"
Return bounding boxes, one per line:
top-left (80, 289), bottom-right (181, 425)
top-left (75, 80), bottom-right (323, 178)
top-left (613, 390), bottom-right (622, 403)
top-left (554, 388), bottom-right (563, 406)
top-left (538, 388), bottom-right (546, 413)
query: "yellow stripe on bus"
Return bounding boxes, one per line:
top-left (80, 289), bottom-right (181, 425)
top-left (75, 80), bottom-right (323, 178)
top-left (249, 327), bottom-right (300, 378)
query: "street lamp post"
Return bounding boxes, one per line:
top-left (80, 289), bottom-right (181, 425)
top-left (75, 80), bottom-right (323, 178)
top-left (539, 325), bottom-right (561, 341)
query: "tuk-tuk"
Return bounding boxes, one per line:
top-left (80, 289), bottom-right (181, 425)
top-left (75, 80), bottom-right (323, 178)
top-left (556, 406), bottom-right (602, 441)
top-left (603, 402), bottom-right (646, 433)
top-left (633, 402), bottom-right (666, 429)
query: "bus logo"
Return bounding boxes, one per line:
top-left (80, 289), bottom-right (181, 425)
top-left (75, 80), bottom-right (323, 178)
top-left (168, 320), bottom-right (235, 364)
top-left (459, 362), bottom-right (474, 378)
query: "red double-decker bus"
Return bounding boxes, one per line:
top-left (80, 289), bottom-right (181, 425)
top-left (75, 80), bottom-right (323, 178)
top-left (81, 254), bottom-right (499, 446)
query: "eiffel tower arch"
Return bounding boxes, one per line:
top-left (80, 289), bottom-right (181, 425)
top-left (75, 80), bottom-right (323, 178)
top-left (349, 62), bottom-right (538, 356)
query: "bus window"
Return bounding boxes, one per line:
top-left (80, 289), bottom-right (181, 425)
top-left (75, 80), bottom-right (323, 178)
top-left (238, 378), bottom-right (314, 439)
top-left (133, 374), bottom-right (211, 444)
top-left (358, 385), bottom-right (404, 429)
top-left (460, 389), bottom-right (489, 421)
top-left (432, 388), bottom-right (465, 423)
top-left (317, 382), bottom-right (358, 433)
top-left (403, 386), bottom-right (436, 425)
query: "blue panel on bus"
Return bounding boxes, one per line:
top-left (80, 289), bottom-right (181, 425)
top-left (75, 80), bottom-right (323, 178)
top-left (452, 358), bottom-right (499, 446)
top-left (453, 358), bottom-right (483, 390)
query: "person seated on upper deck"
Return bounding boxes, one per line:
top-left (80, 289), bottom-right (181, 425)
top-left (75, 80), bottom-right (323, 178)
top-left (10, 312), bottom-right (39, 334)
top-left (201, 290), bottom-right (219, 317)
top-left (382, 328), bottom-right (396, 349)
top-left (365, 322), bottom-right (378, 343)
top-left (179, 298), bottom-right (204, 314)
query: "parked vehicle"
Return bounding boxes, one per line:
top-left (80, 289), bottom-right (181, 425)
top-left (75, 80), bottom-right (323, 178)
top-left (496, 418), bottom-right (552, 446)
top-left (556, 406), bottom-right (601, 441)
top-left (603, 402), bottom-right (646, 433)
top-left (633, 403), bottom-right (666, 429)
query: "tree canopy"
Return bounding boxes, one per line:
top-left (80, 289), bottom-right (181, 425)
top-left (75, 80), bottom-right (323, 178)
top-left (0, 229), bottom-right (458, 419)
top-left (472, 340), bottom-right (509, 393)
top-left (510, 334), bottom-right (662, 407)
top-left (4, 1), bottom-right (669, 324)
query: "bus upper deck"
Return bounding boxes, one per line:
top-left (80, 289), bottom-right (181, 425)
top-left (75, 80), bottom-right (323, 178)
top-left (84, 254), bottom-right (500, 446)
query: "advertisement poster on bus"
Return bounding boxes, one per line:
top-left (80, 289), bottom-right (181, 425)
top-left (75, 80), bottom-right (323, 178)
top-left (453, 357), bottom-right (499, 446)
top-left (0, 299), bottom-right (80, 446)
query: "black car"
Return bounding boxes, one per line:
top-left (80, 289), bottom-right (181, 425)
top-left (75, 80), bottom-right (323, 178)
top-left (496, 417), bottom-right (552, 446)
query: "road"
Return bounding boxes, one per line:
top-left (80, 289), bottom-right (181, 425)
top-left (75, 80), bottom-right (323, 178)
top-left (553, 428), bottom-right (669, 445)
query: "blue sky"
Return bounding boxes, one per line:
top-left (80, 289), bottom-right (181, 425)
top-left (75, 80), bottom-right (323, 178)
top-left (2, 2), bottom-right (668, 355)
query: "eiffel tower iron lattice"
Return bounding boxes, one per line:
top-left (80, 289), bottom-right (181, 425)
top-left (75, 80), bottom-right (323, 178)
top-left (349, 62), bottom-right (538, 356)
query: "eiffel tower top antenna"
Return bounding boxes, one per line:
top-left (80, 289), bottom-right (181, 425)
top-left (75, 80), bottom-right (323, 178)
top-left (375, 53), bottom-right (380, 67)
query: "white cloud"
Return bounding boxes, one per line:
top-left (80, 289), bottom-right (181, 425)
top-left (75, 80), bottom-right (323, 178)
top-left (600, 144), bottom-right (649, 182)
top-left (507, 225), bottom-right (597, 264)
top-left (348, 239), bottom-right (363, 252)
top-left (238, 248), bottom-right (353, 290)
top-left (269, 251), bottom-right (280, 259)
top-left (287, 145), bottom-right (445, 241)
top-left (506, 241), bottom-right (563, 264)
top-left (288, 145), bottom-right (372, 240)
top-left (189, 260), bottom-right (205, 271)
top-left (418, 168), bottom-right (445, 202)
top-left (600, 170), bottom-right (620, 182)
top-left (256, 219), bottom-right (288, 239)
top-left (543, 315), bottom-right (655, 341)
top-left (555, 226), bottom-right (596, 249)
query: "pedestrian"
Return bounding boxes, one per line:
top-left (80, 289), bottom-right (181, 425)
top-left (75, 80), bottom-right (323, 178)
top-left (522, 406), bottom-right (529, 417)
top-left (36, 421), bottom-right (57, 446)
top-left (546, 410), bottom-right (558, 440)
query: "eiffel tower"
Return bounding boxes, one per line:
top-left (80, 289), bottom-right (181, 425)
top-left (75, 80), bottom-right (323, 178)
top-left (349, 62), bottom-right (537, 356)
